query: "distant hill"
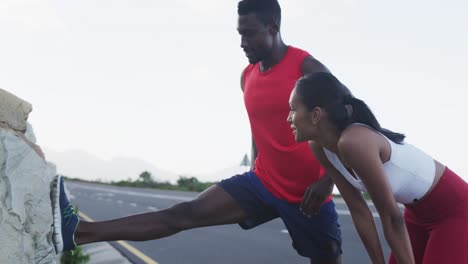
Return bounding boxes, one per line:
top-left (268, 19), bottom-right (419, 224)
top-left (198, 164), bottom-right (250, 182)
top-left (191, 153), bottom-right (250, 182)
top-left (42, 148), bottom-right (341, 194)
top-left (43, 148), bottom-right (179, 183)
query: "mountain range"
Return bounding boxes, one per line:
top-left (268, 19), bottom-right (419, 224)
top-left (43, 148), bottom-right (249, 183)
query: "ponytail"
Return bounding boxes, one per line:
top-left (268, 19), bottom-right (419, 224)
top-left (343, 95), bottom-right (405, 144)
top-left (295, 72), bottom-right (405, 144)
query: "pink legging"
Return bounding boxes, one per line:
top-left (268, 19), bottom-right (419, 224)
top-left (388, 168), bottom-right (468, 264)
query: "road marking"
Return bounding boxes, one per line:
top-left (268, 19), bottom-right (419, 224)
top-left (72, 184), bottom-right (192, 201)
top-left (336, 209), bottom-right (380, 218)
top-left (117, 200), bottom-right (124, 204)
top-left (78, 211), bottom-right (160, 264)
top-left (147, 206), bottom-right (158, 211)
top-left (130, 203), bottom-right (137, 207)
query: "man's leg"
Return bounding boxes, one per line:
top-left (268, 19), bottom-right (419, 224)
top-left (75, 185), bottom-right (248, 244)
top-left (278, 199), bottom-right (342, 264)
top-left (309, 252), bottom-right (342, 264)
top-left (53, 175), bottom-right (248, 251)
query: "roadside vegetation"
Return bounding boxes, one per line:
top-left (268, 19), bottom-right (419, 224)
top-left (66, 171), bottom-right (370, 199)
top-left (66, 171), bottom-right (216, 193)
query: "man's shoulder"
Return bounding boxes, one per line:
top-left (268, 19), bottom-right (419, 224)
top-left (286, 46), bottom-right (313, 73)
top-left (288, 46), bottom-right (311, 58)
top-left (241, 63), bottom-right (257, 79)
top-left (240, 64), bottom-right (257, 91)
top-left (243, 63), bottom-right (256, 72)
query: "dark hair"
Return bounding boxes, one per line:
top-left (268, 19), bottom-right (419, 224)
top-left (295, 72), bottom-right (405, 144)
top-left (238, 0), bottom-right (281, 27)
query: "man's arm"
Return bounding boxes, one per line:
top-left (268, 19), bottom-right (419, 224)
top-left (301, 56), bottom-right (352, 95)
top-left (301, 55), bottom-right (331, 75)
top-left (250, 136), bottom-right (258, 170)
top-left (300, 170), bottom-right (333, 215)
top-left (297, 57), bottom-right (337, 213)
top-left (298, 56), bottom-right (353, 213)
top-left (240, 69), bottom-right (257, 170)
top-left (240, 68), bottom-right (246, 92)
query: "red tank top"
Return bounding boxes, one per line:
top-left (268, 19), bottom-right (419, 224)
top-left (243, 46), bottom-right (331, 203)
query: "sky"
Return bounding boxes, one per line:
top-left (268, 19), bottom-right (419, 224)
top-left (1, 0), bottom-right (467, 181)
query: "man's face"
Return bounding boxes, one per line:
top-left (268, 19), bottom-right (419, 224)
top-left (237, 13), bottom-right (274, 64)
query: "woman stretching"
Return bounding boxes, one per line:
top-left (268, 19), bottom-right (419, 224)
top-left (287, 72), bottom-right (468, 264)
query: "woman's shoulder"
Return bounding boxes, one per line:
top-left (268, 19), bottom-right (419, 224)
top-left (339, 125), bottom-right (382, 153)
top-left (340, 124), bottom-right (376, 142)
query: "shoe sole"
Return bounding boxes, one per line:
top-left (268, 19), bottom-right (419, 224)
top-left (51, 175), bottom-right (64, 254)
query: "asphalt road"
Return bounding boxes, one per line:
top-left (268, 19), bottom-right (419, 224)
top-left (68, 181), bottom-right (392, 264)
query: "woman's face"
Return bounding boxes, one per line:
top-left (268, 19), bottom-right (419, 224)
top-left (287, 88), bottom-right (318, 142)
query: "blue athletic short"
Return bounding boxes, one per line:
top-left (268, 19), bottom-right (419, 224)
top-left (217, 170), bottom-right (342, 259)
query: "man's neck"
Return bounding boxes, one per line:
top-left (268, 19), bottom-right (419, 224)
top-left (259, 41), bottom-right (288, 72)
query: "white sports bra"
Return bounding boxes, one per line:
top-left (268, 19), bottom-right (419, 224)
top-left (323, 123), bottom-right (435, 204)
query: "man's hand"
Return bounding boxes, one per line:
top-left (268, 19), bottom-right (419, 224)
top-left (300, 174), bottom-right (334, 216)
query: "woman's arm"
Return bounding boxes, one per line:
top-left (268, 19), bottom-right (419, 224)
top-left (338, 128), bottom-right (414, 264)
top-left (309, 141), bottom-right (386, 264)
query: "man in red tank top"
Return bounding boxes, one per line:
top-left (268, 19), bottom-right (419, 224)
top-left (218, 0), bottom-right (343, 262)
top-left (53, 0), bottom-right (343, 263)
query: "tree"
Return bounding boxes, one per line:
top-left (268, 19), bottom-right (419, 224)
top-left (177, 176), bottom-right (200, 191)
top-left (138, 171), bottom-right (153, 183)
top-left (240, 153), bottom-right (251, 167)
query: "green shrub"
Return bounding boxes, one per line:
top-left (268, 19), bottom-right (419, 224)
top-left (60, 246), bottom-right (90, 264)
top-left (60, 205), bottom-right (90, 264)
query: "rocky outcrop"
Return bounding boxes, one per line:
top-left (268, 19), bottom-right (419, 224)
top-left (0, 89), bottom-right (32, 132)
top-left (0, 89), bottom-right (58, 263)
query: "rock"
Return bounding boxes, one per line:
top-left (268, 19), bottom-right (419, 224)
top-left (0, 90), bottom-right (58, 263)
top-left (0, 89), bottom-right (32, 132)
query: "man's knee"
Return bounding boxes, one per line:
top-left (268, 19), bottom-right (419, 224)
top-left (166, 200), bottom-right (208, 231)
top-left (309, 240), bottom-right (342, 264)
top-left (309, 254), bottom-right (341, 264)
top-left (164, 185), bottom-right (247, 231)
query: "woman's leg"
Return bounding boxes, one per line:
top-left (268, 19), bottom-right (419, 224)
top-left (421, 216), bottom-right (468, 264)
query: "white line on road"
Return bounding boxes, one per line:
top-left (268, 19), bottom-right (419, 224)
top-left (130, 203), bottom-right (137, 207)
top-left (73, 184), bottom-right (192, 201)
top-left (336, 209), bottom-right (380, 218)
top-left (147, 206), bottom-right (158, 211)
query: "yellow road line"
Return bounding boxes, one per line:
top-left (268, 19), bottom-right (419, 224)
top-left (78, 211), bottom-right (160, 264)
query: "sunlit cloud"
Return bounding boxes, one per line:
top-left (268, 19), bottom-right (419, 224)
top-left (183, 0), bottom-right (237, 16)
top-left (0, 0), bottom-right (65, 32)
